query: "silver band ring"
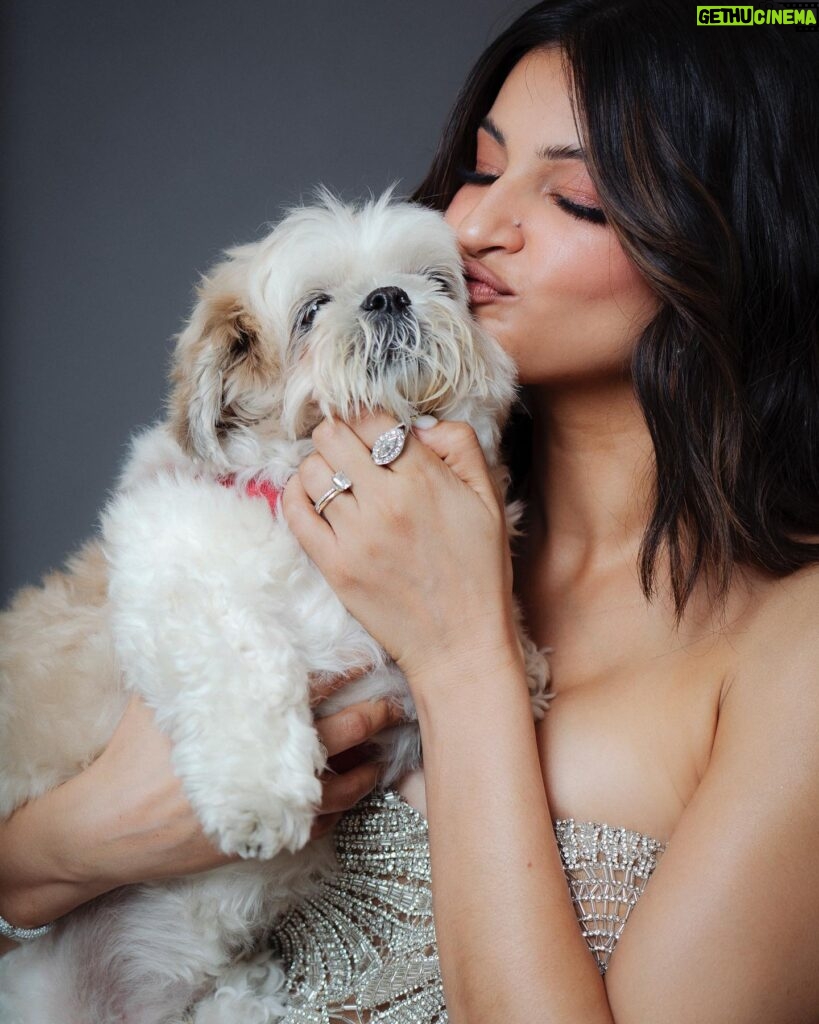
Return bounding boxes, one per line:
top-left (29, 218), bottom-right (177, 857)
top-left (314, 471), bottom-right (353, 517)
top-left (370, 424), bottom-right (408, 466)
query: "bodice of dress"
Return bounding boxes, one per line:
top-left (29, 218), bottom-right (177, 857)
top-left (270, 789), bottom-right (667, 1024)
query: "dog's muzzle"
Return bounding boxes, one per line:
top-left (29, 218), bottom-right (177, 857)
top-left (359, 286), bottom-right (419, 364)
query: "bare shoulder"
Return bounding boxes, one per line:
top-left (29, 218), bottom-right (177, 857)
top-left (607, 560), bottom-right (819, 1020)
top-left (750, 555), bottom-right (819, 623)
top-left (715, 557), bottom-right (819, 799)
top-left (726, 558), bottom-right (819, 699)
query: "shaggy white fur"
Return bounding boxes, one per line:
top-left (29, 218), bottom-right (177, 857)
top-left (0, 193), bottom-right (551, 1023)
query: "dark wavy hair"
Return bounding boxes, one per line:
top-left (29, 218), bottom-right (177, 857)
top-left (412, 0), bottom-right (819, 623)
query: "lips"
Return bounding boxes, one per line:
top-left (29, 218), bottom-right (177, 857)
top-left (462, 259), bottom-right (515, 305)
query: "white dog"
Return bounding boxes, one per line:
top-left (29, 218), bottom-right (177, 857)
top-left (0, 193), bottom-right (551, 1023)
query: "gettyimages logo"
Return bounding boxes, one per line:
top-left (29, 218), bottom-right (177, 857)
top-left (696, 4), bottom-right (817, 27)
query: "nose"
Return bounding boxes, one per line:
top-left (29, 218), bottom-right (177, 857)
top-left (447, 186), bottom-right (523, 258)
top-left (361, 286), bottom-right (412, 316)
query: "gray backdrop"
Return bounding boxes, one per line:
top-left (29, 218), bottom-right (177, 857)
top-left (1, 0), bottom-right (527, 603)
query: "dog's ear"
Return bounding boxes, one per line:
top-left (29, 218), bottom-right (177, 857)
top-left (168, 264), bottom-right (282, 467)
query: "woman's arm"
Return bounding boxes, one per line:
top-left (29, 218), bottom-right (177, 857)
top-left (0, 690), bottom-right (401, 953)
top-left (284, 414), bottom-right (615, 1022)
top-left (284, 413), bottom-right (819, 1024)
top-left (1, 696), bottom-right (215, 936)
top-left (0, 777), bottom-right (100, 953)
top-left (416, 652), bottom-right (613, 1023)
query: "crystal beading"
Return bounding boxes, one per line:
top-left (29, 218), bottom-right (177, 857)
top-left (268, 790), bottom-right (667, 1021)
top-left (0, 912), bottom-right (54, 942)
top-left (553, 817), bottom-right (667, 974)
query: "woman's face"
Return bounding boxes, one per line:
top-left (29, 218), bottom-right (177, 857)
top-left (445, 47), bottom-right (659, 387)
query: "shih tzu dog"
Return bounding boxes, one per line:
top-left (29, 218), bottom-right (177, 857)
top-left (0, 192), bottom-right (551, 1023)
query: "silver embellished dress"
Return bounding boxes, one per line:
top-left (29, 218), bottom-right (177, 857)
top-left (270, 789), bottom-right (667, 1023)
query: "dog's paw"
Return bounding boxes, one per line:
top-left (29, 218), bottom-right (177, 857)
top-left (215, 791), bottom-right (319, 859)
top-left (193, 950), bottom-right (290, 1024)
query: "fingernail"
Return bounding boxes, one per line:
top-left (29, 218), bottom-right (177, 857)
top-left (412, 414), bottom-right (438, 430)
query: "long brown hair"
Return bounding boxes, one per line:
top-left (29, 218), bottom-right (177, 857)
top-left (412, 0), bottom-right (819, 623)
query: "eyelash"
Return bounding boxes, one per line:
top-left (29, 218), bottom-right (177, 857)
top-left (455, 166), bottom-right (607, 226)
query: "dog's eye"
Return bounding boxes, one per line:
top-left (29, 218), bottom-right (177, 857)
top-left (428, 272), bottom-right (457, 296)
top-left (297, 294), bottom-right (331, 332)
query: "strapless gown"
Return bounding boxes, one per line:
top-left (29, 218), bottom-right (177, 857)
top-left (269, 789), bottom-right (667, 1023)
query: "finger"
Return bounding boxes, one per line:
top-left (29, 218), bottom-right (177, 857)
top-left (296, 449), bottom-right (360, 526)
top-left (326, 741), bottom-right (377, 775)
top-left (412, 419), bottom-right (501, 509)
top-left (310, 413), bottom-right (422, 483)
top-left (310, 811), bottom-right (343, 840)
top-left (318, 760), bottom-right (381, 816)
top-left (281, 469), bottom-right (339, 562)
top-left (314, 698), bottom-right (404, 758)
top-left (309, 664), bottom-right (374, 708)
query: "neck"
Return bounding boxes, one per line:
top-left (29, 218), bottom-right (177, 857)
top-left (526, 378), bottom-right (656, 585)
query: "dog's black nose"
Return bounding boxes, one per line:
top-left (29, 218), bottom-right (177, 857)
top-left (361, 286), bottom-right (411, 316)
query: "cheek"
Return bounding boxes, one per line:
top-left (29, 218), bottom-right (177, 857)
top-left (508, 239), bottom-right (657, 382)
top-left (444, 188), bottom-right (472, 232)
top-left (600, 248), bottom-right (659, 334)
top-left (597, 237), bottom-right (650, 302)
top-left (531, 232), bottom-right (654, 320)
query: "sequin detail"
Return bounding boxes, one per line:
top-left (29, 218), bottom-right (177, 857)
top-left (271, 791), bottom-right (666, 1021)
top-left (553, 818), bottom-right (667, 975)
top-left (271, 790), bottom-right (441, 1023)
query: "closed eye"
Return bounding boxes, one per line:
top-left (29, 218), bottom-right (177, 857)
top-left (553, 196), bottom-right (607, 225)
top-left (455, 165), bottom-right (607, 226)
top-left (427, 271), bottom-right (458, 296)
top-left (455, 166), bottom-right (499, 187)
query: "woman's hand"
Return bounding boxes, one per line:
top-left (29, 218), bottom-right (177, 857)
top-left (75, 686), bottom-right (400, 879)
top-left (310, 671), bottom-right (405, 838)
top-left (0, 695), bottom-right (236, 935)
top-left (282, 413), bottom-right (523, 695)
top-left (0, 686), bottom-right (401, 932)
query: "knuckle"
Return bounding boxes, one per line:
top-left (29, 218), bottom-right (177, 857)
top-left (442, 419), bottom-right (472, 441)
top-left (298, 451), bottom-right (323, 480)
top-left (331, 563), bottom-right (357, 592)
top-left (312, 417), bottom-right (338, 445)
top-left (371, 697), bottom-right (397, 732)
top-left (452, 421), bottom-right (478, 450)
top-left (361, 538), bottom-right (381, 564)
top-left (377, 484), bottom-right (413, 532)
top-left (383, 499), bottom-right (410, 533)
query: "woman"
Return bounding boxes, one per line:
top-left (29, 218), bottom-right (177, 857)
top-left (2, 1), bottom-right (818, 1020)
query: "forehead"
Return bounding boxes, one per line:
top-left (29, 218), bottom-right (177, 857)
top-left (485, 48), bottom-right (581, 151)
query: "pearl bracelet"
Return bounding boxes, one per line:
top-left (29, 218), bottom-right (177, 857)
top-left (0, 910), bottom-right (53, 942)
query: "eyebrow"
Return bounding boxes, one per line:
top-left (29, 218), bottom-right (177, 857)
top-left (479, 116), bottom-right (586, 162)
